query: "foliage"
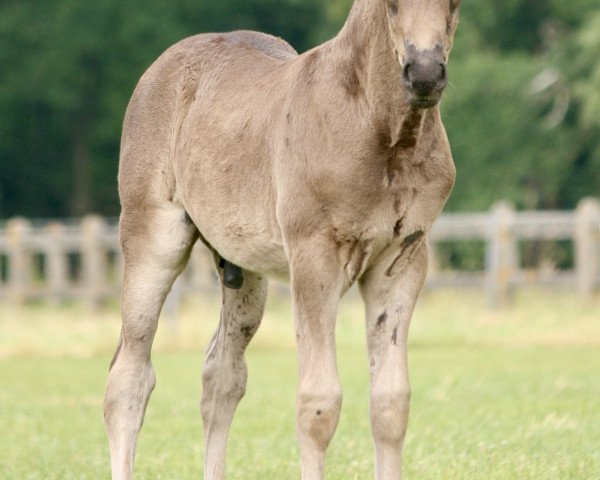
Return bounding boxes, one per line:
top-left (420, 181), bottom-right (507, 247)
top-left (0, 0), bottom-right (599, 217)
top-left (1, 1), bottom-right (181, 216)
top-left (443, 0), bottom-right (600, 210)
top-left (553, 11), bottom-right (600, 207)
top-left (442, 52), bottom-right (574, 210)
top-left (0, 0), bottom-right (321, 217)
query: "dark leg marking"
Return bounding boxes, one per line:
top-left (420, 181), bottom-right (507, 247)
top-left (240, 325), bottom-right (254, 339)
top-left (393, 218), bottom-right (404, 237)
top-left (376, 312), bottom-right (388, 328)
top-left (391, 326), bottom-right (398, 345)
top-left (400, 230), bottom-right (424, 249)
top-left (385, 230), bottom-right (425, 277)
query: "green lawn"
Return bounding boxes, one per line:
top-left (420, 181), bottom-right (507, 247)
top-left (1, 290), bottom-right (599, 479)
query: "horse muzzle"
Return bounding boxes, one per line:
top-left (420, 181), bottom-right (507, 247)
top-left (402, 44), bottom-right (447, 109)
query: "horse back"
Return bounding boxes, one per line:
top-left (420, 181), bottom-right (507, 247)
top-left (215, 30), bottom-right (298, 61)
top-left (118, 30), bottom-right (296, 208)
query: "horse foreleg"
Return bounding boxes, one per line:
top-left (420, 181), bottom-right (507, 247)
top-left (201, 269), bottom-right (267, 480)
top-left (288, 238), bottom-right (344, 480)
top-left (359, 240), bottom-right (428, 480)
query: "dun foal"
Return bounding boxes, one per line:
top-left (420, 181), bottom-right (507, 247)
top-left (104, 0), bottom-right (461, 478)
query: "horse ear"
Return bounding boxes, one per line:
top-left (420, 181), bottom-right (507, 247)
top-left (450, 0), bottom-right (461, 14)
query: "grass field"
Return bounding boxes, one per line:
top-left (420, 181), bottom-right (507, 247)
top-left (1, 289), bottom-right (600, 479)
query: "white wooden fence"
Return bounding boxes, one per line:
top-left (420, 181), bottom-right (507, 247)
top-left (0, 198), bottom-right (599, 307)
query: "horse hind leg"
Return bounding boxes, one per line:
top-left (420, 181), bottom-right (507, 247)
top-left (103, 204), bottom-right (197, 480)
top-left (201, 266), bottom-right (267, 480)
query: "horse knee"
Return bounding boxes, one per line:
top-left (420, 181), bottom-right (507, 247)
top-left (201, 356), bottom-right (248, 412)
top-left (370, 387), bottom-right (411, 444)
top-left (201, 322), bottom-right (255, 405)
top-left (110, 315), bottom-right (159, 368)
top-left (297, 386), bottom-right (343, 450)
top-left (104, 359), bottom-right (156, 428)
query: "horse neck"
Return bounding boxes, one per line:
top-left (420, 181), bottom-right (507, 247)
top-left (331, 0), bottom-right (436, 146)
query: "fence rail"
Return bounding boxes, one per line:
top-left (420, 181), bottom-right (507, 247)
top-left (1, 198), bottom-right (599, 307)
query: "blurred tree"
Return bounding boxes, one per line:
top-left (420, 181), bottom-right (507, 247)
top-left (0, 0), bottom-right (322, 217)
top-left (442, 52), bottom-right (576, 210)
top-left (550, 11), bottom-right (600, 207)
top-left (0, 0), bottom-right (187, 216)
top-left (0, 0), bottom-right (598, 218)
top-left (434, 0), bottom-right (600, 210)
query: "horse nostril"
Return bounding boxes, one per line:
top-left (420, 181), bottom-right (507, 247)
top-left (439, 63), bottom-right (447, 84)
top-left (402, 62), bottom-right (412, 83)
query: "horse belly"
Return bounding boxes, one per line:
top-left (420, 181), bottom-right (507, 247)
top-left (178, 155), bottom-right (290, 280)
top-left (205, 217), bottom-right (290, 280)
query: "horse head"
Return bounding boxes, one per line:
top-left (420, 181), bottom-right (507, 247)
top-left (384, 0), bottom-right (461, 108)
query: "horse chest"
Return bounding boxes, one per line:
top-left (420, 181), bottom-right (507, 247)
top-left (375, 157), bottom-right (445, 233)
top-left (333, 142), bottom-right (453, 281)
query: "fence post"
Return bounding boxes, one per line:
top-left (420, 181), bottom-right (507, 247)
top-left (189, 245), bottom-right (218, 293)
top-left (6, 217), bottom-right (31, 304)
top-left (486, 201), bottom-right (517, 307)
top-left (46, 221), bottom-right (68, 303)
top-left (575, 198), bottom-right (600, 299)
top-left (81, 215), bottom-right (106, 308)
top-left (163, 275), bottom-right (183, 328)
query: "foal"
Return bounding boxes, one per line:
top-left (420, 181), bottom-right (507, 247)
top-left (103, 0), bottom-right (461, 478)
